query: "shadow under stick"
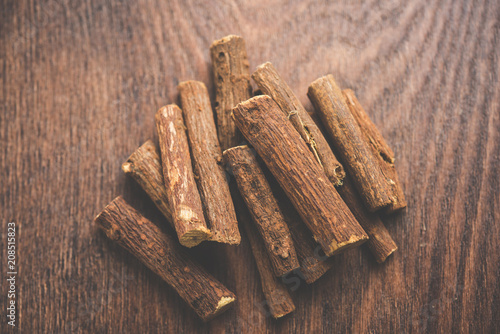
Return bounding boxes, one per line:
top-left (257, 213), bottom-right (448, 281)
top-left (122, 140), bottom-right (173, 225)
top-left (210, 35), bottom-right (252, 150)
top-left (342, 89), bottom-right (407, 213)
top-left (308, 75), bottom-right (394, 212)
top-left (94, 196), bottom-right (235, 321)
top-left (252, 62), bottom-right (345, 186)
top-left (155, 104), bottom-right (211, 247)
top-left (231, 190), bottom-right (295, 319)
top-left (179, 81), bottom-right (240, 245)
top-left (224, 145), bottom-right (299, 277)
top-left (232, 95), bottom-right (368, 257)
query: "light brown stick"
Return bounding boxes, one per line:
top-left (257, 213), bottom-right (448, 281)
top-left (232, 190), bottom-right (295, 318)
top-left (95, 196), bottom-right (235, 321)
top-left (252, 62), bottom-right (345, 186)
top-left (155, 104), bottom-right (210, 247)
top-left (210, 35), bottom-right (252, 150)
top-left (178, 81), bottom-right (240, 245)
top-left (224, 145), bottom-right (299, 277)
top-left (122, 140), bottom-right (173, 224)
top-left (308, 75), bottom-right (393, 212)
top-left (232, 95), bottom-right (368, 256)
top-left (343, 89), bottom-right (407, 213)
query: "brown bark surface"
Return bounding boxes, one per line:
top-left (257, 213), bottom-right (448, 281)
top-left (155, 104), bottom-right (211, 247)
top-left (343, 89), bottom-right (407, 213)
top-left (308, 75), bottom-right (393, 212)
top-left (94, 196), bottom-right (235, 321)
top-left (231, 190), bottom-right (295, 319)
top-left (224, 145), bottom-right (299, 277)
top-left (232, 95), bottom-right (368, 256)
top-left (252, 62), bottom-right (345, 186)
top-left (178, 81), bottom-right (240, 245)
top-left (122, 140), bottom-right (173, 224)
top-left (210, 35), bottom-right (252, 150)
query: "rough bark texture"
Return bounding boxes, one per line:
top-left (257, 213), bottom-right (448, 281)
top-left (178, 81), bottom-right (241, 245)
top-left (122, 140), bottom-right (173, 224)
top-left (94, 196), bottom-right (235, 321)
top-left (308, 75), bottom-right (393, 212)
top-left (336, 176), bottom-right (398, 263)
top-left (155, 104), bottom-right (211, 247)
top-left (210, 35), bottom-right (252, 150)
top-left (224, 145), bottom-right (299, 277)
top-left (232, 95), bottom-right (368, 256)
top-left (343, 89), bottom-right (407, 213)
top-left (252, 62), bottom-right (345, 186)
top-left (231, 189), bottom-right (295, 319)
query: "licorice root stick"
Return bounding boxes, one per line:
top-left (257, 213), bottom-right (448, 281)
top-left (94, 196), bottom-right (235, 321)
top-left (178, 81), bottom-right (240, 245)
top-left (232, 95), bottom-right (368, 256)
top-left (122, 140), bottom-right (173, 224)
top-left (224, 145), bottom-right (299, 277)
top-left (252, 62), bottom-right (345, 186)
top-left (210, 35), bottom-right (252, 150)
top-left (342, 89), bottom-right (407, 213)
top-left (155, 104), bottom-right (211, 247)
top-left (232, 190), bottom-right (295, 318)
top-left (308, 75), bottom-right (394, 212)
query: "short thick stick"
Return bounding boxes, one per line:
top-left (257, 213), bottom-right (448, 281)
top-left (232, 95), bottom-right (368, 256)
top-left (155, 104), bottom-right (210, 247)
top-left (122, 140), bottom-right (173, 224)
top-left (179, 81), bottom-right (240, 245)
top-left (232, 190), bottom-right (295, 318)
top-left (252, 62), bottom-right (345, 186)
top-left (308, 75), bottom-right (393, 212)
top-left (210, 35), bottom-right (252, 150)
top-left (224, 145), bottom-right (299, 277)
top-left (94, 196), bottom-right (235, 321)
top-left (342, 89), bottom-right (407, 213)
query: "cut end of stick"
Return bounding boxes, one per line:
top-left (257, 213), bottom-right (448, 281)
top-left (375, 245), bottom-right (398, 264)
top-left (179, 227), bottom-right (212, 248)
top-left (327, 233), bottom-right (369, 257)
top-left (201, 295), bottom-right (235, 321)
top-left (121, 161), bottom-right (133, 174)
top-left (210, 34), bottom-right (243, 49)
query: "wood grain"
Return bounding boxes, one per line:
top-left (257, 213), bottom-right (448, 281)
top-left (1, 0), bottom-right (498, 333)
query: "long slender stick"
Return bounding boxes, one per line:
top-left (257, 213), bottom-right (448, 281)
top-left (231, 189), bottom-right (295, 318)
top-left (224, 145), bottom-right (299, 277)
top-left (94, 196), bottom-right (235, 321)
top-left (210, 35), bottom-right (252, 150)
top-left (179, 81), bottom-right (241, 245)
top-left (252, 62), bottom-right (345, 186)
top-left (232, 95), bottom-right (368, 256)
top-left (342, 89), bottom-right (407, 213)
top-left (155, 104), bottom-right (211, 247)
top-left (308, 75), bottom-right (393, 212)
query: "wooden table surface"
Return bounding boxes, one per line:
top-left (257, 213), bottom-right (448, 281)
top-left (1, 0), bottom-right (499, 333)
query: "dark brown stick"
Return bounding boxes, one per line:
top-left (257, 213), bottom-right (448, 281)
top-left (336, 176), bottom-right (397, 263)
top-left (343, 89), bottom-right (407, 213)
top-left (307, 75), bottom-right (393, 212)
top-left (155, 104), bottom-right (211, 247)
top-left (231, 190), bottom-right (295, 318)
top-left (178, 81), bottom-right (240, 245)
top-left (232, 95), bottom-right (368, 256)
top-left (94, 196), bottom-right (235, 321)
top-left (210, 35), bottom-right (252, 150)
top-left (224, 145), bottom-right (299, 277)
top-left (252, 62), bottom-right (345, 186)
top-left (122, 140), bottom-right (173, 224)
